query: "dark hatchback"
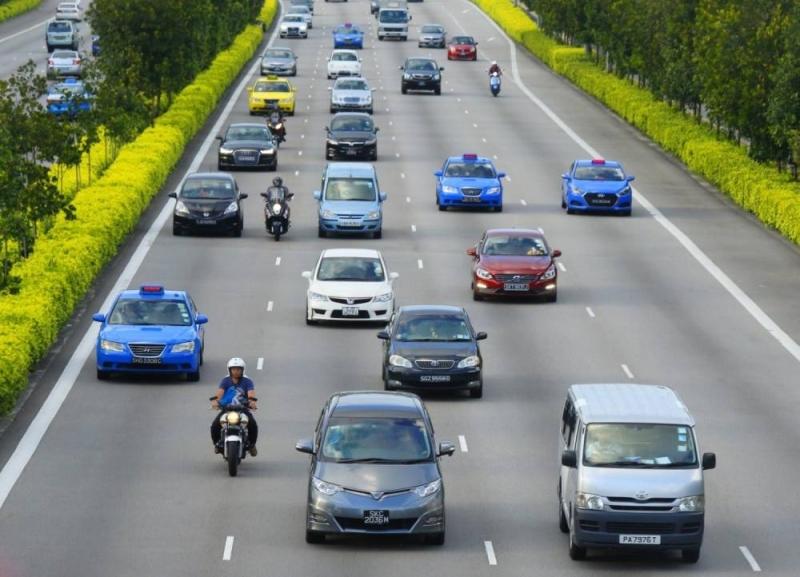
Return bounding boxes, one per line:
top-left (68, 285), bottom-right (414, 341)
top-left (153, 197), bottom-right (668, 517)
top-left (400, 58), bottom-right (444, 95)
top-left (326, 112), bottom-right (379, 160)
top-left (379, 305), bottom-right (486, 398)
top-left (217, 123), bottom-right (277, 171)
top-left (169, 172), bottom-right (248, 236)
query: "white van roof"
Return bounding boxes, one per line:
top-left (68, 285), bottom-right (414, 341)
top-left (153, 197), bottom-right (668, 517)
top-left (568, 384), bottom-right (694, 426)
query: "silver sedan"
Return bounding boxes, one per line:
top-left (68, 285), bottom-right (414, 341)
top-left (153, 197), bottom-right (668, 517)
top-left (47, 50), bottom-right (83, 79)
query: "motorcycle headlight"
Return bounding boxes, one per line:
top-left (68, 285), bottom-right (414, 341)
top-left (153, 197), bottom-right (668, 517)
top-left (485, 186), bottom-right (501, 195)
top-left (260, 148), bottom-right (275, 155)
top-left (321, 209), bottom-right (337, 219)
top-left (442, 185), bottom-right (457, 194)
top-left (412, 479), bottom-right (441, 498)
top-left (100, 339), bottom-right (124, 352)
top-left (389, 354), bottom-right (413, 368)
top-left (309, 291), bottom-right (328, 301)
top-left (575, 492), bottom-right (604, 511)
top-left (223, 201), bottom-right (239, 215)
top-left (365, 210), bottom-right (380, 220)
top-left (541, 264), bottom-right (556, 281)
top-left (171, 341), bottom-right (195, 353)
top-left (219, 147), bottom-right (234, 155)
top-left (620, 185), bottom-right (632, 195)
top-left (174, 200), bottom-right (190, 216)
top-left (476, 267), bottom-right (493, 280)
top-left (272, 203), bottom-right (282, 214)
top-left (457, 355), bottom-right (480, 369)
top-left (226, 411), bottom-right (240, 425)
top-left (312, 477), bottom-right (343, 496)
top-left (676, 495), bottom-right (704, 512)
top-left (373, 292), bottom-right (393, 303)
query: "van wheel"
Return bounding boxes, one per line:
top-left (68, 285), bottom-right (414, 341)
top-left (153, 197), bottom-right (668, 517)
top-left (682, 548), bottom-right (701, 563)
top-left (559, 501), bottom-right (569, 533)
top-left (568, 529), bottom-right (586, 560)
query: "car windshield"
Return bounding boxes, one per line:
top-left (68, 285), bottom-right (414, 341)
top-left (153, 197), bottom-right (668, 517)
top-left (317, 257), bottom-right (385, 282)
top-left (284, 15), bottom-right (304, 22)
top-left (444, 161), bottom-right (495, 178)
top-left (482, 235), bottom-right (548, 256)
top-left (108, 299), bottom-right (192, 326)
top-left (289, 6), bottom-right (309, 13)
top-left (332, 52), bottom-right (357, 61)
top-left (573, 166), bottom-right (626, 181)
top-left (421, 25), bottom-right (443, 33)
top-left (322, 417), bottom-right (432, 463)
top-left (265, 50), bottom-right (293, 59)
top-left (49, 22), bottom-right (71, 32)
top-left (583, 424), bottom-right (698, 468)
top-left (395, 314), bottom-right (472, 342)
top-left (181, 178), bottom-right (234, 199)
top-left (226, 126), bottom-right (271, 142)
top-left (254, 81), bottom-right (290, 92)
top-left (380, 10), bottom-right (407, 22)
top-left (324, 177), bottom-right (376, 201)
top-left (335, 79), bottom-right (368, 90)
top-left (406, 59), bottom-right (437, 71)
top-left (331, 116), bottom-right (373, 132)
top-left (451, 36), bottom-right (475, 44)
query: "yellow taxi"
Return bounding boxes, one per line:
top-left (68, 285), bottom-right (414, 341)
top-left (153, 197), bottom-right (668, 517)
top-left (247, 75), bottom-right (297, 116)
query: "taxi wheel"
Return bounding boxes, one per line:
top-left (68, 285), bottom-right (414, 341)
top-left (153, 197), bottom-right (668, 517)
top-left (401, 85), bottom-right (408, 94)
top-left (472, 290), bottom-right (483, 301)
top-left (566, 207), bottom-right (576, 214)
top-left (545, 289), bottom-right (558, 303)
top-left (318, 227), bottom-right (327, 238)
top-left (97, 369), bottom-right (110, 380)
top-left (561, 197), bottom-right (567, 209)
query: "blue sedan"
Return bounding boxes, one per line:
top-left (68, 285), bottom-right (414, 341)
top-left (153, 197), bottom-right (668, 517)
top-left (435, 154), bottom-right (506, 211)
top-left (333, 23), bottom-right (364, 49)
top-left (92, 285), bottom-right (208, 381)
top-left (561, 158), bottom-right (635, 216)
top-left (46, 78), bottom-right (92, 118)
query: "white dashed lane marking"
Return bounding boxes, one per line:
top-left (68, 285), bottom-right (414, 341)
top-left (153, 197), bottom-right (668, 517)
top-left (417, 259), bottom-right (424, 270)
top-left (621, 364), bottom-right (634, 379)
top-left (557, 262), bottom-right (566, 272)
top-left (520, 199), bottom-right (527, 206)
top-left (275, 257), bottom-right (281, 266)
top-left (411, 224), bottom-right (417, 232)
top-left (484, 541), bottom-right (497, 566)
top-left (739, 546), bottom-right (761, 572)
top-left (267, 301), bottom-right (274, 312)
top-left (257, 357), bottom-right (264, 370)
top-left (223, 536), bottom-right (234, 561)
top-left (586, 307), bottom-right (596, 318)
top-left (458, 435), bottom-right (468, 452)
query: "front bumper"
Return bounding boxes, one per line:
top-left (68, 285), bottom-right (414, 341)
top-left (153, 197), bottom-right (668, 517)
top-left (328, 69), bottom-right (361, 79)
top-left (573, 510), bottom-right (704, 551)
top-left (280, 28), bottom-right (308, 38)
top-left (173, 212), bottom-right (241, 233)
top-left (248, 99), bottom-right (294, 114)
top-left (565, 191), bottom-right (632, 213)
top-left (437, 191), bottom-right (502, 208)
top-left (308, 298), bottom-right (393, 322)
top-left (48, 65), bottom-right (81, 77)
top-left (261, 65), bottom-right (295, 76)
top-left (330, 100), bottom-right (373, 113)
top-left (96, 348), bottom-right (200, 375)
top-left (318, 216), bottom-right (381, 235)
top-left (448, 50), bottom-right (476, 60)
top-left (386, 366), bottom-right (482, 393)
top-left (419, 38), bottom-right (445, 48)
top-left (378, 28), bottom-right (408, 38)
top-left (402, 78), bottom-right (440, 91)
top-left (218, 151), bottom-right (277, 169)
top-left (327, 141), bottom-right (376, 159)
top-left (474, 275), bottom-right (556, 297)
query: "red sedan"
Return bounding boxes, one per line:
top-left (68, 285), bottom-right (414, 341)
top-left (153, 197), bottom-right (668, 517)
top-left (467, 228), bottom-right (561, 302)
top-left (447, 36), bottom-right (478, 61)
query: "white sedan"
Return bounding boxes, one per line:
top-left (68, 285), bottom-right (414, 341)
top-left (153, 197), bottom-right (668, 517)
top-left (302, 248), bottom-right (398, 324)
top-left (56, 2), bottom-right (81, 21)
top-left (327, 49), bottom-right (362, 79)
top-left (279, 15), bottom-right (309, 38)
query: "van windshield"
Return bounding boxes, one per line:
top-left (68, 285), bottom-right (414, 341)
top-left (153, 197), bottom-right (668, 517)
top-left (380, 10), bottom-right (408, 23)
top-left (583, 423), bottom-right (698, 468)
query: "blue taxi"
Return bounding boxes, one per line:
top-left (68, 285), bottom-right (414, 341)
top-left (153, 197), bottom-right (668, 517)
top-left (561, 158), bottom-right (635, 216)
top-left (333, 23), bottom-right (364, 49)
top-left (46, 78), bottom-right (92, 118)
top-left (435, 154), bottom-right (506, 211)
top-left (92, 285), bottom-right (207, 381)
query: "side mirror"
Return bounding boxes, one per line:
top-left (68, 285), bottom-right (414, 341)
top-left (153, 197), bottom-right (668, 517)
top-left (215, 135), bottom-right (223, 141)
top-left (562, 450), bottom-right (577, 468)
top-left (627, 175), bottom-right (636, 182)
top-left (379, 191), bottom-right (387, 202)
top-left (377, 330), bottom-right (390, 340)
top-left (295, 439), bottom-right (314, 455)
top-left (374, 127), bottom-right (380, 132)
top-left (168, 192), bottom-right (177, 199)
top-left (497, 171), bottom-right (507, 179)
top-left (438, 442), bottom-right (455, 457)
top-left (561, 173), bottom-right (569, 180)
top-left (551, 249), bottom-right (562, 258)
top-left (371, 87), bottom-right (377, 92)
top-left (239, 193), bottom-right (248, 200)
top-left (313, 190), bottom-right (321, 200)
top-left (398, 65), bottom-right (404, 70)
top-left (439, 66), bottom-right (444, 71)
top-left (434, 170), bottom-right (443, 177)
top-left (475, 331), bottom-right (488, 340)
top-left (466, 247), bottom-right (477, 257)
top-left (301, 271), bottom-right (312, 279)
top-left (389, 272), bottom-right (399, 280)
top-left (324, 126), bottom-right (330, 132)
top-left (702, 452), bottom-right (716, 470)
top-left (92, 313), bottom-right (105, 322)
top-left (196, 314), bottom-right (209, 325)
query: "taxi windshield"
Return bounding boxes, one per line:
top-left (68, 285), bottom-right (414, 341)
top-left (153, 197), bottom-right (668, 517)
top-left (254, 81), bottom-right (290, 92)
top-left (324, 177), bottom-right (376, 201)
top-left (482, 236), bottom-right (548, 256)
top-left (109, 299), bottom-right (192, 326)
top-left (181, 178), bottom-right (234, 200)
top-left (574, 166), bottom-right (626, 181)
top-left (335, 25), bottom-right (360, 34)
top-left (395, 314), bottom-right (472, 342)
top-left (444, 161), bottom-right (495, 178)
top-left (332, 52), bottom-right (357, 61)
top-left (317, 257), bottom-right (385, 282)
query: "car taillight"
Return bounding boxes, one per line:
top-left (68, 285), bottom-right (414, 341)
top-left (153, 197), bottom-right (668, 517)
top-left (73, 59), bottom-right (81, 64)
top-left (48, 59), bottom-right (54, 66)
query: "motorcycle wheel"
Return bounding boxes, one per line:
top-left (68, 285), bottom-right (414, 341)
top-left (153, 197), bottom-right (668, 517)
top-left (227, 441), bottom-right (240, 477)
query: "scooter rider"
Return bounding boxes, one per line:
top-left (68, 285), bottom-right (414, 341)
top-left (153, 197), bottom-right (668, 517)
top-left (211, 357), bottom-right (259, 456)
top-left (263, 176), bottom-right (294, 212)
top-left (488, 61), bottom-right (502, 76)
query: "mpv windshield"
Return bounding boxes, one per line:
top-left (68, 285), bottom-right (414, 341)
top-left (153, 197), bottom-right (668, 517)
top-left (324, 177), bottom-right (376, 201)
top-left (181, 178), bottom-right (235, 200)
top-left (583, 423), bottom-right (698, 468)
top-left (322, 417), bottom-right (432, 463)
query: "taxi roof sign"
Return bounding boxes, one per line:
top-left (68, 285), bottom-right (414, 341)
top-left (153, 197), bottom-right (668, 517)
top-left (140, 285), bottom-right (165, 295)
top-left (463, 153), bottom-right (478, 161)
top-left (591, 158), bottom-right (606, 164)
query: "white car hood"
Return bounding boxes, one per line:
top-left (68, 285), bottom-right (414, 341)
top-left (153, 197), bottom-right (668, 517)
top-left (310, 280), bottom-right (391, 299)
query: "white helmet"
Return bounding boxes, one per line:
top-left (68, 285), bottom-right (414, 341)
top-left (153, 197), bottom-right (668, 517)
top-left (491, 60), bottom-right (497, 65)
top-left (227, 357), bottom-right (246, 371)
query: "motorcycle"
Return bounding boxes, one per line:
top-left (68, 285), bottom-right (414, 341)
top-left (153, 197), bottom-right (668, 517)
top-left (261, 186), bottom-right (293, 241)
top-left (489, 72), bottom-right (501, 97)
top-left (210, 396), bottom-right (257, 477)
top-left (267, 110), bottom-right (286, 148)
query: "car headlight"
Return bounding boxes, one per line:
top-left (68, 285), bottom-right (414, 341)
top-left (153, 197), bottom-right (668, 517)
top-left (365, 137), bottom-right (377, 145)
top-left (476, 267), bottom-right (493, 280)
top-left (272, 203), bottom-right (282, 215)
top-left (441, 185), bottom-right (457, 194)
top-left (620, 185), bottom-right (632, 195)
top-left (223, 201), bottom-right (239, 215)
top-left (457, 355), bottom-right (480, 369)
top-left (373, 292), bottom-right (393, 303)
top-left (541, 264), bottom-right (556, 281)
top-left (174, 200), bottom-right (190, 216)
top-left (389, 354), bottom-right (413, 368)
top-left (485, 186), bottom-right (501, 195)
top-left (260, 148), bottom-right (275, 155)
top-left (365, 210), bottom-right (380, 220)
top-left (321, 209), bottom-right (337, 219)
top-left (280, 98), bottom-right (292, 104)
top-left (412, 479), bottom-right (441, 498)
top-left (403, 73), bottom-right (411, 79)
top-left (100, 339), bottom-right (124, 352)
top-left (219, 147), bottom-right (234, 155)
top-left (571, 186), bottom-right (584, 195)
top-left (433, 74), bottom-right (440, 80)
top-left (575, 493), bottom-right (604, 511)
top-left (171, 341), bottom-right (195, 353)
top-left (327, 138), bottom-right (339, 145)
top-left (309, 291), bottom-right (328, 301)
top-left (676, 495), bottom-right (704, 513)
top-left (312, 478), bottom-right (343, 496)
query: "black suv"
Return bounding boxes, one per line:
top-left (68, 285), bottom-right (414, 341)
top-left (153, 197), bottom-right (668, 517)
top-left (169, 172), bottom-right (248, 236)
top-left (325, 112), bottom-right (379, 160)
top-left (400, 58), bottom-right (444, 95)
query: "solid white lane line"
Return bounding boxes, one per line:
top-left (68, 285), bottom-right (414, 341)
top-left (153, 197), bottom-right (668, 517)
top-left (465, 109), bottom-right (469, 115)
top-left (395, 152), bottom-right (400, 158)
top-left (275, 257), bottom-right (281, 266)
top-left (470, 0), bottom-right (800, 366)
top-left (621, 364), bottom-right (634, 379)
top-left (267, 301), bottom-right (274, 312)
top-left (304, 118), bottom-right (308, 123)
top-left (417, 259), bottom-right (424, 270)
top-left (557, 262), bottom-right (566, 272)
top-left (411, 224), bottom-right (417, 232)
top-left (300, 134), bottom-right (305, 139)
top-left (223, 536), bottom-right (234, 561)
top-left (473, 123), bottom-right (478, 128)
top-left (391, 135), bottom-right (396, 141)
top-left (739, 546), bottom-right (762, 572)
top-left (0, 18), bottom-right (49, 45)
top-left (487, 37), bottom-right (496, 42)
top-left (458, 435), bottom-right (468, 452)
top-left (586, 307), bottom-right (596, 318)
top-left (457, 97), bottom-right (461, 102)
top-left (257, 357), bottom-right (264, 371)
top-left (389, 121), bottom-right (393, 126)
top-left (484, 541), bottom-right (497, 566)
top-left (520, 199), bottom-right (527, 206)
top-left (0, 15), bottom-right (284, 512)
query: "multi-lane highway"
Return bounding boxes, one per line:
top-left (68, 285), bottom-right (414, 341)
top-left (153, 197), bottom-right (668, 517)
top-left (1, 0), bottom-right (800, 575)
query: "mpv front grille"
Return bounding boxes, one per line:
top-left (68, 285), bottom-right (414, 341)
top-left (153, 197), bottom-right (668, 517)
top-left (336, 517), bottom-right (417, 531)
top-left (129, 344), bottom-right (166, 357)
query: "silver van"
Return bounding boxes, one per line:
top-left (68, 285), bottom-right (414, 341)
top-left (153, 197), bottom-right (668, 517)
top-left (558, 384), bottom-right (716, 563)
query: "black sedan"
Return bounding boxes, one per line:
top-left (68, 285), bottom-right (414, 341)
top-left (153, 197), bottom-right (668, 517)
top-left (378, 305), bottom-right (486, 398)
top-left (169, 172), bottom-right (248, 237)
top-left (325, 112), bottom-right (379, 160)
top-left (400, 58), bottom-right (444, 95)
top-left (217, 123), bottom-right (278, 171)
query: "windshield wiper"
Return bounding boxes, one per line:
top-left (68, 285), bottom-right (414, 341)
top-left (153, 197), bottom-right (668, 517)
top-left (335, 457), bottom-right (414, 464)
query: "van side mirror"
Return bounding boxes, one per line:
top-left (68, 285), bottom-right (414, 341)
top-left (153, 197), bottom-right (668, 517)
top-left (295, 439), bottom-right (314, 454)
top-left (92, 313), bottom-right (105, 322)
top-left (475, 331), bottom-right (487, 341)
top-left (377, 330), bottom-right (390, 340)
top-left (702, 452), bottom-right (716, 470)
top-left (168, 192), bottom-right (177, 199)
top-left (196, 314), bottom-right (208, 325)
top-left (379, 191), bottom-right (387, 202)
top-left (562, 450), bottom-right (577, 468)
top-left (438, 442), bottom-right (455, 457)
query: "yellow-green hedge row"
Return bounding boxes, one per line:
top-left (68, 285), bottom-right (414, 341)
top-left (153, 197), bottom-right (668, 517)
top-left (0, 0), bottom-right (41, 22)
top-left (472, 0), bottom-right (800, 245)
top-left (0, 0), bottom-right (278, 414)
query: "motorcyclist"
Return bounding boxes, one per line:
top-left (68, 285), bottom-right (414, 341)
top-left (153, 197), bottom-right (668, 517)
top-left (262, 176), bottom-right (294, 215)
top-left (210, 357), bottom-right (259, 456)
top-left (488, 61), bottom-right (502, 77)
top-left (267, 109), bottom-right (286, 142)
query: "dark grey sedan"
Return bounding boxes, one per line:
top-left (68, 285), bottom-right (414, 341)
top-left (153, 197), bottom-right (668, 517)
top-left (296, 391), bottom-right (455, 545)
top-left (216, 123), bottom-right (277, 171)
top-left (260, 47), bottom-right (298, 76)
top-left (418, 24), bottom-right (446, 48)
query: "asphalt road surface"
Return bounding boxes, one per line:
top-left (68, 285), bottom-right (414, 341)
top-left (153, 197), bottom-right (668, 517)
top-left (1, 0), bottom-right (799, 575)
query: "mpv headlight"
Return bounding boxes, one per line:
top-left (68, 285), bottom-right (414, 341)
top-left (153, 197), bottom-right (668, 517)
top-left (575, 492), bottom-right (604, 511)
top-left (100, 339), bottom-right (124, 352)
top-left (365, 210), bottom-right (380, 220)
top-left (219, 147), bottom-right (234, 155)
top-left (223, 201), bottom-right (239, 215)
top-left (321, 209), bottom-right (337, 219)
top-left (312, 478), bottom-right (343, 496)
top-left (172, 341), bottom-right (195, 353)
top-left (174, 200), bottom-right (190, 216)
top-left (676, 495), bottom-right (704, 512)
top-left (457, 355), bottom-right (480, 369)
top-left (412, 479), bottom-right (441, 498)
top-left (389, 354), bottom-right (412, 368)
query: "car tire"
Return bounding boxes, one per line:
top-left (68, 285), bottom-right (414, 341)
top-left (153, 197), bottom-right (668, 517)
top-left (199, 345), bottom-right (204, 366)
top-left (401, 84), bottom-right (407, 94)
top-left (493, 205), bottom-right (503, 212)
top-left (306, 529), bottom-right (325, 544)
top-left (561, 197), bottom-right (567, 209)
top-left (289, 108), bottom-right (295, 116)
top-left (370, 148), bottom-right (378, 161)
top-left (318, 227), bottom-right (327, 238)
top-left (329, 107), bottom-right (335, 114)
top-left (682, 548), bottom-right (701, 563)
top-left (186, 370), bottom-right (201, 382)
top-left (292, 68), bottom-right (297, 76)
top-left (434, 85), bottom-right (441, 95)
top-left (620, 209), bottom-right (632, 217)
top-left (469, 383), bottom-right (483, 399)
top-left (472, 290), bottom-right (483, 301)
top-left (372, 229), bottom-right (382, 239)
top-left (546, 289), bottom-right (557, 303)
top-left (438, 203), bottom-right (446, 211)
top-left (568, 528), bottom-right (586, 561)
top-left (233, 227), bottom-right (242, 238)
top-left (172, 223), bottom-right (182, 236)
top-left (46, 43), bottom-right (53, 52)
top-left (97, 369), bottom-right (110, 380)
top-left (426, 532), bottom-right (445, 546)
top-left (566, 207), bottom-right (576, 215)
top-left (306, 305), bottom-right (317, 325)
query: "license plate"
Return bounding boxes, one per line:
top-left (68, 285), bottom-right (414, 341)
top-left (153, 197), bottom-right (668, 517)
top-left (197, 219), bottom-right (216, 225)
top-left (619, 535), bottom-right (661, 545)
top-left (417, 81), bottom-right (427, 86)
top-left (364, 510), bottom-right (390, 526)
top-left (132, 357), bottom-right (161, 365)
top-left (504, 283), bottom-right (529, 291)
top-left (339, 219), bottom-right (361, 227)
top-left (342, 306), bottom-right (359, 316)
top-left (462, 197), bottom-right (481, 203)
top-left (420, 374), bottom-right (451, 383)
top-left (346, 149), bottom-right (358, 155)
